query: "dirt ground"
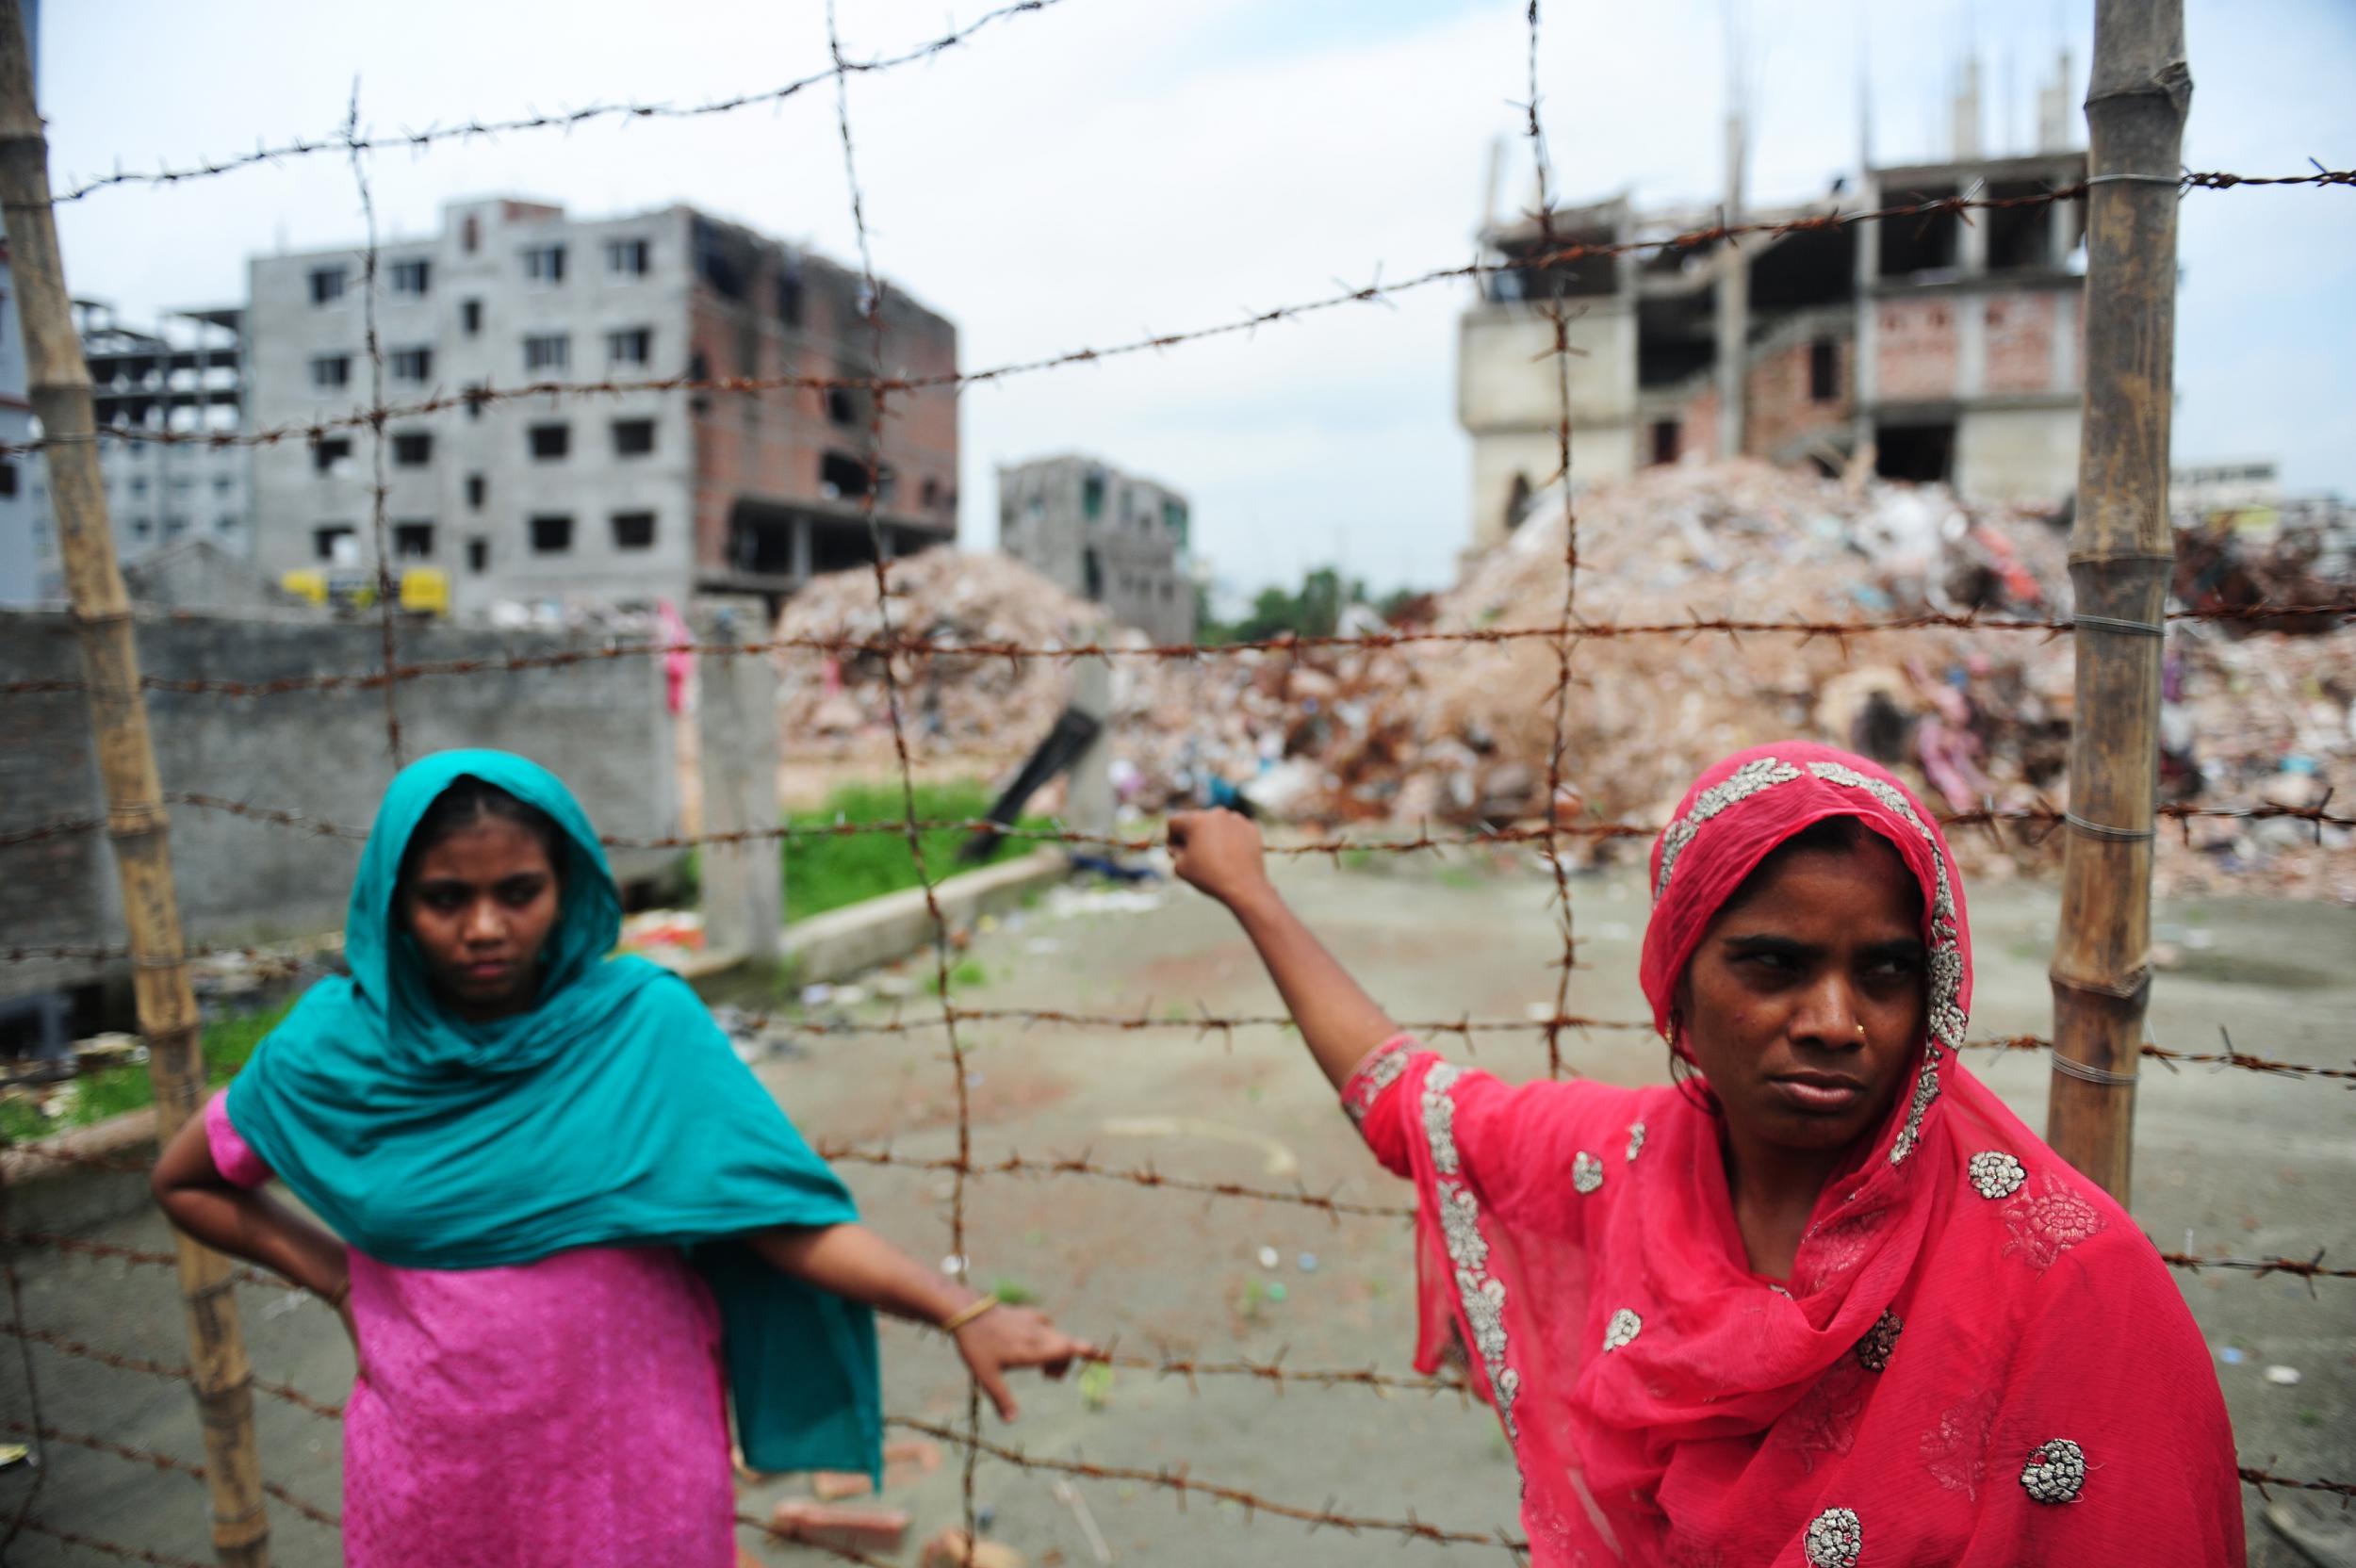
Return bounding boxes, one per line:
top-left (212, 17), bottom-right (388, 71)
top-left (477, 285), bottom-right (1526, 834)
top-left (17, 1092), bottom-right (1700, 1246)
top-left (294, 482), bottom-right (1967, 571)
top-left (5, 855), bottom-right (2350, 1566)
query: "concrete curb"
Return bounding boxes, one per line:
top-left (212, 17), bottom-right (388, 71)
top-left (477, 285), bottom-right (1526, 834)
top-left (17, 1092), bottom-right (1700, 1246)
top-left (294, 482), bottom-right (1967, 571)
top-left (2, 1107), bottom-right (159, 1233)
top-left (783, 849), bottom-right (1072, 986)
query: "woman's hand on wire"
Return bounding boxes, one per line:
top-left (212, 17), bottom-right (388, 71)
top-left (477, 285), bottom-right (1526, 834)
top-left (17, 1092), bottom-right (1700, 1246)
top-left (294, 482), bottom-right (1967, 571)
top-left (953, 1302), bottom-right (1095, 1422)
top-left (1169, 808), bottom-right (1272, 910)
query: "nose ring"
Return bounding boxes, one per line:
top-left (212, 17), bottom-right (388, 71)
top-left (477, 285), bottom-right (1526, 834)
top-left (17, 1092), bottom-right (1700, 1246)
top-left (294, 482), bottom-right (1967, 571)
top-left (1855, 1021), bottom-right (1868, 1038)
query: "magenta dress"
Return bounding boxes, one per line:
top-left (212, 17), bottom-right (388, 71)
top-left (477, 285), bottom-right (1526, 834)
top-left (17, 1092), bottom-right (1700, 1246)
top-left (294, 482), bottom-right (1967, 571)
top-left (206, 1095), bottom-right (738, 1567)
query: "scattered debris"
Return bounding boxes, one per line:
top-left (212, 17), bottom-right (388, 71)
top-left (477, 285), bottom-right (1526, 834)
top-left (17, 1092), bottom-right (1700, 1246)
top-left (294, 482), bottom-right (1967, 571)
top-left (1052, 1478), bottom-right (1116, 1565)
top-left (768, 1499), bottom-right (911, 1554)
top-left (922, 1529), bottom-right (1024, 1568)
top-left (811, 1470), bottom-right (875, 1502)
top-left (2264, 1364), bottom-right (2304, 1387)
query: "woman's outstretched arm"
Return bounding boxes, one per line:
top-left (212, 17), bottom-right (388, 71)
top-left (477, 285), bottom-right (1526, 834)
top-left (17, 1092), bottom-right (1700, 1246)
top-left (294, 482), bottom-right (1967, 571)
top-left (1169, 808), bottom-right (1401, 1089)
top-left (746, 1224), bottom-right (1093, 1422)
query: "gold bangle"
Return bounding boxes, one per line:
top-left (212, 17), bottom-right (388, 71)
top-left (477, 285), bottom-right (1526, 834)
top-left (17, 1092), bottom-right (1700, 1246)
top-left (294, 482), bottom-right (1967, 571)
top-left (941, 1296), bottom-right (999, 1334)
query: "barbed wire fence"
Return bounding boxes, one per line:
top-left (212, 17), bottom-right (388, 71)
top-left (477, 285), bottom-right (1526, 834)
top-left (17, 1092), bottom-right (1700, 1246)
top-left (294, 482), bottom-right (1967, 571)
top-left (0, 1), bottom-right (2350, 1563)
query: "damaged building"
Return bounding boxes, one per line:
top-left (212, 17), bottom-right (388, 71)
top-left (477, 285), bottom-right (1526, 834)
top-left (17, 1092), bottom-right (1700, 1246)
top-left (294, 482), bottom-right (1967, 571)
top-left (997, 454), bottom-right (1194, 644)
top-left (1461, 56), bottom-right (2086, 552)
top-left (247, 198), bottom-right (957, 615)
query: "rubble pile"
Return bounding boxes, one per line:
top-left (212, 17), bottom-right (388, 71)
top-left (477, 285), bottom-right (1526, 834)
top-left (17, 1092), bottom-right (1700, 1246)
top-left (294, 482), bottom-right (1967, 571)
top-left (772, 463), bottom-right (2352, 899)
top-left (775, 549), bottom-right (1101, 751)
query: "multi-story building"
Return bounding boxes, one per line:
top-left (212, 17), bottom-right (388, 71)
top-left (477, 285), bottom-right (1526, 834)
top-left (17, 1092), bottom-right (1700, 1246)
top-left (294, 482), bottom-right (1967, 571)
top-left (245, 197), bottom-right (957, 615)
top-left (997, 454), bottom-right (1193, 644)
top-left (1460, 55), bottom-right (2087, 553)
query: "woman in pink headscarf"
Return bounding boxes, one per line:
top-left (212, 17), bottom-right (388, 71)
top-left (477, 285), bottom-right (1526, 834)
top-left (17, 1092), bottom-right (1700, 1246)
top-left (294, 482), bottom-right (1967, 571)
top-left (1170, 743), bottom-right (2242, 1566)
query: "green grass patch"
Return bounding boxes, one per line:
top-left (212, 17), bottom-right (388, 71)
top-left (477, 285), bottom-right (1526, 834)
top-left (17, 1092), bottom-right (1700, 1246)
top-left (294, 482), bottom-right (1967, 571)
top-left (0, 997), bottom-right (298, 1144)
top-left (926, 958), bottom-right (990, 996)
top-left (783, 781), bottom-right (1046, 923)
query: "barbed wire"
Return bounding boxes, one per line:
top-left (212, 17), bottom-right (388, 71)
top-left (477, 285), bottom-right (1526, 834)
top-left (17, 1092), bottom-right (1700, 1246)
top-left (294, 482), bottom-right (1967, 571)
top-left (0, 1321), bottom-right (347, 1420)
top-left (5, 593), bottom-right (2348, 707)
top-left (7, 173), bottom-right (2353, 468)
top-left (2237, 1466), bottom-right (2356, 1502)
top-left (2, 791), bottom-right (2347, 868)
top-left (2, 1421), bottom-right (340, 1530)
top-left (47, 0), bottom-right (1065, 204)
top-left (15, 1520), bottom-right (212, 1568)
top-left (888, 1415), bottom-right (1531, 1553)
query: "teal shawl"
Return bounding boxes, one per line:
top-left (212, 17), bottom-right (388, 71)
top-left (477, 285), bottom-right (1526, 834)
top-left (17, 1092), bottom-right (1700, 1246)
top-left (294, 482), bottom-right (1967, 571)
top-left (225, 749), bottom-right (879, 1478)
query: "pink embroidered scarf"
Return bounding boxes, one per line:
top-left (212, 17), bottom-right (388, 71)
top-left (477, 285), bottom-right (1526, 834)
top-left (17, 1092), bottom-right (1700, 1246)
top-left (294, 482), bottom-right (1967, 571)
top-left (1343, 743), bottom-right (2242, 1565)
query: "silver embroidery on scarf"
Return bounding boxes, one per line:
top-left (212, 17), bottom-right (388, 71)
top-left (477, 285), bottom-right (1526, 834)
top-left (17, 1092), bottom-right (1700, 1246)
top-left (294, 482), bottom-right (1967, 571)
top-left (1417, 1063), bottom-right (1515, 1436)
top-left (1602, 1307), bottom-right (1643, 1352)
top-left (1968, 1150), bottom-right (2027, 1200)
top-left (2021, 1438), bottom-right (2087, 1504)
top-left (1653, 757), bottom-right (1805, 899)
top-left (1572, 1151), bottom-right (1604, 1195)
top-left (1803, 1508), bottom-right (1863, 1568)
top-left (1626, 1119), bottom-right (1646, 1162)
top-left (1855, 1308), bottom-right (1903, 1372)
top-left (2001, 1172), bottom-right (2106, 1272)
top-left (1343, 1040), bottom-right (1413, 1126)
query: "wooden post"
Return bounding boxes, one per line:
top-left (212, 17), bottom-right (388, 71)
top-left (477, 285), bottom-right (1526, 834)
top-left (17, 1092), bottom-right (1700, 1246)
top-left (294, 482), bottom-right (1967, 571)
top-left (0, 6), bottom-right (271, 1562)
top-left (2046, 0), bottom-right (2191, 1204)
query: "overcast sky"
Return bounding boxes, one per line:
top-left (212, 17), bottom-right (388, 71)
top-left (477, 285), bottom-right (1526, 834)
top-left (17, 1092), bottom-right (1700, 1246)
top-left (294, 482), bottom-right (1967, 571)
top-left (37, 0), bottom-right (2356, 598)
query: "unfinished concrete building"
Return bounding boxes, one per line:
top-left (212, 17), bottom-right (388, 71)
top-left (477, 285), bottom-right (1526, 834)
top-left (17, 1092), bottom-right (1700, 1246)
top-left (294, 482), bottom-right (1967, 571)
top-left (1461, 57), bottom-right (2086, 553)
top-left (246, 198), bottom-right (957, 615)
top-left (998, 455), bottom-right (1193, 644)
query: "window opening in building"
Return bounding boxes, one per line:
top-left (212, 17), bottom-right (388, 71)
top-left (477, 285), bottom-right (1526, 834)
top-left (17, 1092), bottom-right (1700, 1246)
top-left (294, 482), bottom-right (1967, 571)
top-left (530, 514), bottom-right (574, 553)
top-left (391, 347), bottom-right (434, 383)
top-left (826, 387), bottom-right (858, 427)
top-left (311, 354), bottom-right (352, 388)
top-left (528, 424), bottom-right (570, 461)
top-left (0, 461), bottom-right (16, 498)
top-left (129, 476), bottom-right (149, 497)
top-left (607, 328), bottom-right (652, 367)
top-left (612, 418), bottom-right (656, 457)
top-left (820, 451), bottom-right (870, 499)
top-left (1650, 421), bottom-right (1681, 466)
top-left (313, 437), bottom-right (353, 476)
top-left (777, 271), bottom-right (805, 327)
top-left (1878, 188), bottom-right (1960, 277)
top-left (522, 245), bottom-right (566, 285)
top-left (466, 473), bottom-right (487, 509)
top-left (213, 475), bottom-right (234, 494)
top-left (1874, 422), bottom-right (1956, 483)
top-left (607, 237), bottom-right (650, 276)
top-left (1083, 547), bottom-right (1104, 599)
top-left (314, 524), bottom-right (358, 563)
top-left (1082, 473), bottom-right (1105, 519)
top-left (392, 432), bottom-right (434, 467)
top-left (524, 334), bottom-right (569, 373)
top-left (390, 259), bottom-right (432, 296)
top-left (611, 512), bottom-right (656, 550)
top-left (466, 537), bottom-right (489, 573)
top-left (393, 522), bottom-right (434, 559)
top-left (1808, 338), bottom-right (1840, 403)
top-left (921, 478), bottom-right (939, 510)
top-left (465, 381), bottom-right (487, 419)
top-left (130, 517), bottom-right (152, 538)
top-left (461, 216), bottom-right (480, 253)
top-left (461, 299), bottom-right (483, 335)
top-left (309, 267), bottom-right (347, 305)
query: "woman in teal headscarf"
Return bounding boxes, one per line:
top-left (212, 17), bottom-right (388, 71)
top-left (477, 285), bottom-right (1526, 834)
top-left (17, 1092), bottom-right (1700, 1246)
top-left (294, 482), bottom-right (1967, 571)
top-left (154, 750), bottom-right (1088, 1568)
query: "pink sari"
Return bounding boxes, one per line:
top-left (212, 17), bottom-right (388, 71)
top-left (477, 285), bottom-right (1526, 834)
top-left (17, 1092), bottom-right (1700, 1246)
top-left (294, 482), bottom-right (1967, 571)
top-left (1342, 743), bottom-right (2243, 1565)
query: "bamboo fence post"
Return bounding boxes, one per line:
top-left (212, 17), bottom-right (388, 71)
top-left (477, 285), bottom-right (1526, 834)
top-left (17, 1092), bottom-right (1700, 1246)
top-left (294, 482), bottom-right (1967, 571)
top-left (0, 5), bottom-right (272, 1562)
top-left (2046, 0), bottom-right (2191, 1204)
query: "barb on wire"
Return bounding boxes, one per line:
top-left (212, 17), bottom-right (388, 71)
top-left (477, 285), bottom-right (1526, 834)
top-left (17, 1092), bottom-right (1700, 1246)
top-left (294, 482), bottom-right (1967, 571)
top-left (51, 0), bottom-right (1067, 204)
top-left (3, 1420), bottom-right (340, 1530)
top-left (10, 177), bottom-right (2353, 466)
top-left (2238, 1466), bottom-right (2356, 1501)
top-left (890, 1415), bottom-right (1530, 1553)
top-left (7, 594), bottom-right (2349, 706)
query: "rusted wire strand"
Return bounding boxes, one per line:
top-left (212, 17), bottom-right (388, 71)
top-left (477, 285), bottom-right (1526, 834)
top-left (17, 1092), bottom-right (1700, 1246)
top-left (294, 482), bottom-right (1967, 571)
top-left (889, 1414), bottom-right (1530, 1552)
top-left (2237, 1467), bottom-right (2356, 1501)
top-left (0, 1321), bottom-right (346, 1420)
top-left (8, 177), bottom-right (2353, 466)
top-left (5, 593), bottom-right (2348, 705)
top-left (50, 0), bottom-right (1066, 204)
top-left (2, 1420), bottom-right (339, 1530)
top-left (345, 79), bottom-right (403, 764)
top-left (4, 792), bottom-right (2348, 865)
